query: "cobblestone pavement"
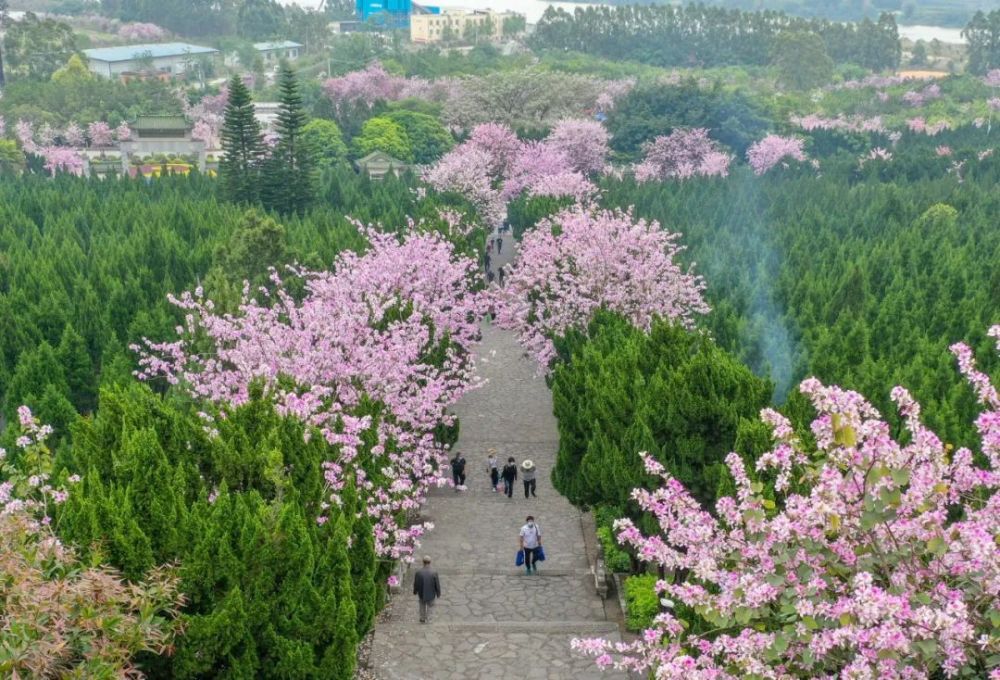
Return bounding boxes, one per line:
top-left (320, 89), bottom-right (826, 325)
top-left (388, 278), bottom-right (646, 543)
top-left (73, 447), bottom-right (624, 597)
top-left (370, 325), bottom-right (626, 680)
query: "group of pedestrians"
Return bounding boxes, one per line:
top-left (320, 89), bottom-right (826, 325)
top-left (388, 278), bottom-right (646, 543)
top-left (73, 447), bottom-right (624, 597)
top-left (487, 450), bottom-right (538, 499)
top-left (415, 448), bottom-right (546, 620)
top-left (485, 229), bottom-right (509, 287)
top-left (452, 450), bottom-right (538, 501)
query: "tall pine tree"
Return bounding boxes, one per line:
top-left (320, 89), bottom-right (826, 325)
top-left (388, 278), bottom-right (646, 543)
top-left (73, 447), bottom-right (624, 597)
top-left (220, 75), bottom-right (263, 205)
top-left (261, 62), bottom-right (315, 215)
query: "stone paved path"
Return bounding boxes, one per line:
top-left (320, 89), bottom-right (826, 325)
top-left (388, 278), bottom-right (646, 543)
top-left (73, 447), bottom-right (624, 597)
top-left (370, 324), bottom-right (627, 680)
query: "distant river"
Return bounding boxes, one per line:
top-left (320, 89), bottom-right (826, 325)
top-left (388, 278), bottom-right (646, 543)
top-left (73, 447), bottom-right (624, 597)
top-left (282, 0), bottom-right (968, 43)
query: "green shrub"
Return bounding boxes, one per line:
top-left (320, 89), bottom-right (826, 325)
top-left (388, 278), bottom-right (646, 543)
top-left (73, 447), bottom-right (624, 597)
top-left (596, 525), bottom-right (632, 573)
top-left (623, 574), bottom-right (659, 632)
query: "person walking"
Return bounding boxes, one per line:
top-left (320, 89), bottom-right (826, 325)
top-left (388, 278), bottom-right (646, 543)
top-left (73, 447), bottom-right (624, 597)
top-left (519, 516), bottom-right (542, 575)
top-left (521, 459), bottom-right (537, 498)
top-left (413, 556), bottom-right (441, 623)
top-left (450, 451), bottom-right (466, 490)
top-left (486, 449), bottom-right (500, 492)
top-left (498, 265), bottom-right (506, 287)
top-left (501, 456), bottom-right (518, 498)
top-left (496, 236), bottom-right (502, 254)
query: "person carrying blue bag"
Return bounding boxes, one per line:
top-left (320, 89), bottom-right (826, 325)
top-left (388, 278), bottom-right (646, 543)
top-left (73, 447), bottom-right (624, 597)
top-left (518, 515), bottom-right (543, 575)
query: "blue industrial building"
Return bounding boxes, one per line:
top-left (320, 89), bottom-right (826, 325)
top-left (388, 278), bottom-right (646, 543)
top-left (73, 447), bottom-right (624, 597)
top-left (355, 0), bottom-right (438, 29)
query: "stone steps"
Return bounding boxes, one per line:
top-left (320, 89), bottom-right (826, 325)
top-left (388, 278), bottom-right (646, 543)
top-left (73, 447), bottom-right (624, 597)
top-left (375, 621), bottom-right (620, 634)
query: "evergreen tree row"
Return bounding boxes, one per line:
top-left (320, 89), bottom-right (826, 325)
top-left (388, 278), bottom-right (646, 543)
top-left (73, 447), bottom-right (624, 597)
top-left (221, 64), bottom-right (316, 216)
top-left (531, 4), bottom-right (900, 71)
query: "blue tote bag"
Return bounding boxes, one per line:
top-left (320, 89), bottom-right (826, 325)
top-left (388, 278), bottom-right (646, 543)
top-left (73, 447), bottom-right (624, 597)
top-left (515, 549), bottom-right (524, 566)
top-left (535, 545), bottom-right (546, 562)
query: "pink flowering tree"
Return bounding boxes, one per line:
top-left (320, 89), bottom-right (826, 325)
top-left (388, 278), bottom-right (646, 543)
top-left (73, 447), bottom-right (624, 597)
top-left (492, 206), bottom-right (709, 370)
top-left (15, 119), bottom-right (36, 153)
top-left (136, 225), bottom-right (484, 560)
top-left (114, 122), bottom-right (132, 142)
top-left (39, 147), bottom-right (85, 176)
top-left (87, 121), bottom-right (114, 147)
top-left (38, 123), bottom-right (56, 146)
top-left (633, 128), bottom-right (732, 182)
top-left (546, 118), bottom-right (611, 175)
top-left (118, 22), bottom-right (167, 41)
top-left (63, 122), bottom-right (85, 147)
top-left (425, 120), bottom-right (607, 225)
top-left (746, 134), bottom-right (808, 175)
top-left (572, 329), bottom-right (1000, 678)
top-left (323, 62), bottom-right (423, 113)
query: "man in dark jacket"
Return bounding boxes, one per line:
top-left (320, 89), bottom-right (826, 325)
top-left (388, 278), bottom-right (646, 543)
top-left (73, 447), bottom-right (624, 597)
top-left (450, 452), bottom-right (467, 490)
top-left (413, 556), bottom-right (441, 623)
top-left (501, 457), bottom-right (518, 499)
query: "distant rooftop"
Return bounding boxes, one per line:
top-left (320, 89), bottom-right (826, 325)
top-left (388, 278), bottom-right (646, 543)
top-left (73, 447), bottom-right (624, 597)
top-left (130, 115), bottom-right (191, 131)
top-left (254, 41), bottom-right (303, 51)
top-left (83, 42), bottom-right (218, 63)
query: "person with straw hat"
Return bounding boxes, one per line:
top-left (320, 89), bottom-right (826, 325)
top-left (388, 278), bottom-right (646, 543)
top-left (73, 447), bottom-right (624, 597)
top-left (521, 459), bottom-right (537, 499)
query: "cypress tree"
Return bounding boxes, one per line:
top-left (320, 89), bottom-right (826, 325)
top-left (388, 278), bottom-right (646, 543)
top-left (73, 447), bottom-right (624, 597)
top-left (261, 62), bottom-right (315, 215)
top-left (57, 323), bottom-right (95, 413)
top-left (220, 75), bottom-right (263, 205)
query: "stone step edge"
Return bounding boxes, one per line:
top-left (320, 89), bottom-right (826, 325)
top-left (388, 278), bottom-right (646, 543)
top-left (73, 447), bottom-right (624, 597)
top-left (373, 621), bottom-right (620, 635)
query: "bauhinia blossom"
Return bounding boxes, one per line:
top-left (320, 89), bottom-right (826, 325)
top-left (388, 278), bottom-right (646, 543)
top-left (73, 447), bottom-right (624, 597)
top-left (424, 120), bottom-right (605, 225)
top-left (746, 134), bottom-right (808, 175)
top-left (573, 328), bottom-right (1000, 678)
top-left (633, 128), bottom-right (731, 182)
top-left (87, 121), bottom-right (114, 147)
top-left (136, 224), bottom-right (484, 559)
top-left (492, 206), bottom-right (709, 370)
top-left (545, 118), bottom-right (611, 175)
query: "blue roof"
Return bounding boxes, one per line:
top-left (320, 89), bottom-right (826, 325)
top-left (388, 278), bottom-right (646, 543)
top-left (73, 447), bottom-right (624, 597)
top-left (83, 42), bottom-right (218, 63)
top-left (254, 41), bottom-right (303, 51)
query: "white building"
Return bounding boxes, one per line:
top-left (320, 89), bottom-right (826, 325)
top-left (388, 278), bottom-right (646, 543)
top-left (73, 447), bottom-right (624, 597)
top-left (83, 42), bottom-right (219, 78)
top-left (254, 41), bottom-right (303, 63)
top-left (410, 9), bottom-right (519, 44)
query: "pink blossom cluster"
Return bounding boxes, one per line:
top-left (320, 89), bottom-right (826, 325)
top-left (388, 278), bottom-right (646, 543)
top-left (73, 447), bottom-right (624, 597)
top-left (633, 128), bottom-right (732, 182)
top-left (15, 119), bottom-right (36, 153)
top-left (858, 147), bottom-right (892, 167)
top-left (118, 22), bottom-right (167, 41)
top-left (791, 114), bottom-right (887, 135)
top-left (491, 206), bottom-right (709, 370)
top-left (1, 407), bottom-right (66, 521)
top-left (115, 122), bottom-right (132, 142)
top-left (903, 83), bottom-right (942, 107)
top-left (746, 135), bottom-right (807, 175)
top-left (907, 117), bottom-right (951, 135)
top-left (423, 121), bottom-right (606, 226)
top-left (135, 226), bottom-right (484, 559)
top-left (63, 122), bottom-right (85, 147)
top-left (88, 121), bottom-right (114, 147)
top-left (323, 61), bottom-right (447, 113)
top-left (595, 78), bottom-right (636, 113)
top-left (573, 333), bottom-right (1000, 678)
top-left (39, 147), bottom-right (85, 177)
top-left (985, 70), bottom-right (1000, 89)
top-left (830, 74), bottom-right (906, 91)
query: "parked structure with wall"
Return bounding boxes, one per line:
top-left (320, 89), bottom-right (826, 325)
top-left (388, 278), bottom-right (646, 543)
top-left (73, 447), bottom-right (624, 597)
top-left (83, 42), bottom-right (218, 78)
top-left (254, 41), bottom-right (303, 62)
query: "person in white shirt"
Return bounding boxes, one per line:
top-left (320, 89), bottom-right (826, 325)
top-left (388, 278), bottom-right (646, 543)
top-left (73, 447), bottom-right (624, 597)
top-left (519, 515), bottom-right (542, 575)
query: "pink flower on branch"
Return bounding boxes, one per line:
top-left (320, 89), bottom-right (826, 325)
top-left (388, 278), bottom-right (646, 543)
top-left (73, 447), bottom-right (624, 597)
top-left (573, 337), bottom-right (1000, 677)
top-left (492, 206), bottom-right (709, 371)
